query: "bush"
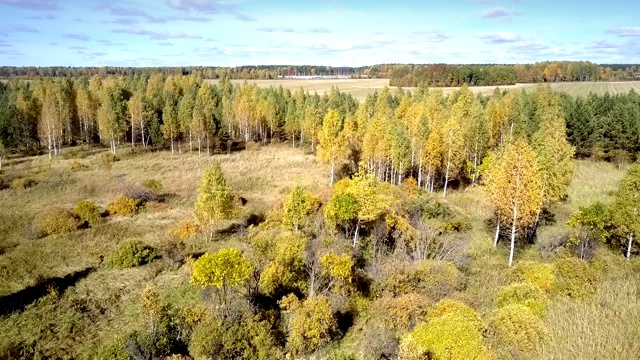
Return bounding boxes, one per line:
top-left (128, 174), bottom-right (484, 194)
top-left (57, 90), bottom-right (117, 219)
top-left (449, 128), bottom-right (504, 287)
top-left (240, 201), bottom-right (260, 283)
top-left (511, 261), bottom-right (556, 293)
top-left (553, 257), bottom-right (598, 298)
top-left (399, 299), bottom-right (492, 360)
top-left (496, 282), bottom-right (549, 317)
top-left (189, 315), bottom-right (283, 360)
top-left (32, 207), bottom-right (83, 237)
top-left (280, 294), bottom-right (336, 355)
top-left (375, 260), bottom-right (462, 300)
top-left (107, 195), bottom-right (141, 216)
top-left (69, 161), bottom-right (88, 171)
top-left (245, 141), bottom-right (261, 151)
top-left (142, 179), bottom-right (163, 192)
top-left (11, 177), bottom-right (37, 190)
top-left (373, 293), bottom-right (431, 332)
top-left (169, 220), bottom-right (200, 239)
top-left (125, 187), bottom-right (157, 204)
top-left (100, 152), bottom-right (119, 166)
top-left (105, 240), bottom-right (156, 269)
top-left (490, 304), bottom-right (549, 353)
top-left (74, 200), bottom-right (102, 226)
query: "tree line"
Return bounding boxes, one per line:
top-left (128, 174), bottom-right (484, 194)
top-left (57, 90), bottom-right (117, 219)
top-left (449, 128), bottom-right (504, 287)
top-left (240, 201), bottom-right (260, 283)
top-left (0, 65), bottom-right (365, 80)
top-left (2, 62), bottom-right (638, 84)
top-left (1, 74), bottom-right (640, 169)
top-left (387, 62), bottom-right (639, 87)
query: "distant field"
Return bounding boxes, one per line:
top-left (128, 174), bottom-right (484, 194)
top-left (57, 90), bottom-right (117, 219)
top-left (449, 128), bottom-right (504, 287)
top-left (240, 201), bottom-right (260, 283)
top-left (4, 78), bottom-right (639, 100)
top-left (208, 79), bottom-right (640, 100)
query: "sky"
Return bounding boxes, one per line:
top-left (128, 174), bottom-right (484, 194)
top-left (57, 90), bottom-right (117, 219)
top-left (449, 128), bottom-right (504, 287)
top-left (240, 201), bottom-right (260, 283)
top-left (0, 0), bottom-right (638, 67)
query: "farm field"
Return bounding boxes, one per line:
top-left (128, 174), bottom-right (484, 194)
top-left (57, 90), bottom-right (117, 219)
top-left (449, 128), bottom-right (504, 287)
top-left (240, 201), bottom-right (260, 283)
top-left (207, 79), bottom-right (640, 100)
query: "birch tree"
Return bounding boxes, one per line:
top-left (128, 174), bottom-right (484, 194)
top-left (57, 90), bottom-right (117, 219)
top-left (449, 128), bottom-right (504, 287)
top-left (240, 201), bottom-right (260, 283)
top-left (486, 139), bottom-right (543, 267)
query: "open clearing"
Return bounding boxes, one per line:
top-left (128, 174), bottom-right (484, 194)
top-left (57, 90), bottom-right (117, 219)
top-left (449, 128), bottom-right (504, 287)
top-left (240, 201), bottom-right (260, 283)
top-left (207, 79), bottom-right (640, 100)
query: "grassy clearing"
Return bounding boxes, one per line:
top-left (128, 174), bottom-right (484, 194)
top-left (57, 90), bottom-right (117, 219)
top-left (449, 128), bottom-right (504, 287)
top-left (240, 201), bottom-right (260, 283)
top-left (207, 79), bottom-right (640, 100)
top-left (0, 144), bottom-right (638, 359)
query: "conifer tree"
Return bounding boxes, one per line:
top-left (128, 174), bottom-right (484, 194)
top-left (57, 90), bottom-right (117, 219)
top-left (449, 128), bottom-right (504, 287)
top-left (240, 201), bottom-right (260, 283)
top-left (610, 163), bottom-right (640, 260)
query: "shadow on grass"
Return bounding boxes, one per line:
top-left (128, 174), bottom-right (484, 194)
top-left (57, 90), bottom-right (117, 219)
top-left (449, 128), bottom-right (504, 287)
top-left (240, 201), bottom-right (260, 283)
top-left (0, 267), bottom-right (95, 316)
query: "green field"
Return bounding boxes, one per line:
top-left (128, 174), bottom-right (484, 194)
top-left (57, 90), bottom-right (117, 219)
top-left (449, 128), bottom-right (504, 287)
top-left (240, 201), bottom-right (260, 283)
top-left (207, 79), bottom-right (640, 100)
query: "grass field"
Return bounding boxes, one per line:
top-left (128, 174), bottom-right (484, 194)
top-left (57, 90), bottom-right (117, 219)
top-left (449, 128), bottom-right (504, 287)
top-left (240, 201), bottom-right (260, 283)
top-left (1, 144), bottom-right (638, 359)
top-left (207, 79), bottom-right (640, 100)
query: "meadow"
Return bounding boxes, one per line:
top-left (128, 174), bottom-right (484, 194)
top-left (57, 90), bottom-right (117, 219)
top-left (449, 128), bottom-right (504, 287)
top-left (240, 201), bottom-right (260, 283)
top-left (1, 143), bottom-right (638, 359)
top-left (207, 79), bottom-right (640, 100)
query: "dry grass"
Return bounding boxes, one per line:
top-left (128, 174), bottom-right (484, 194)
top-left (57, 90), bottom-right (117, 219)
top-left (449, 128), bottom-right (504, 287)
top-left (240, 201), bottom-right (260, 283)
top-left (566, 159), bottom-right (626, 211)
top-left (534, 270), bottom-right (640, 360)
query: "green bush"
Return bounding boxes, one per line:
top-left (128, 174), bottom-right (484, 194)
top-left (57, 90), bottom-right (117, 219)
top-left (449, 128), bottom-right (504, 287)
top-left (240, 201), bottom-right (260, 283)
top-left (32, 207), bottom-right (83, 237)
top-left (490, 304), bottom-right (549, 353)
top-left (107, 194), bottom-right (141, 216)
top-left (554, 257), bottom-right (598, 298)
top-left (11, 177), bottom-right (37, 190)
top-left (511, 261), bottom-right (556, 293)
top-left (74, 200), bottom-right (103, 226)
top-left (105, 240), bottom-right (156, 269)
top-left (496, 282), bottom-right (549, 317)
top-left (142, 179), bottom-right (163, 192)
top-left (189, 315), bottom-right (283, 360)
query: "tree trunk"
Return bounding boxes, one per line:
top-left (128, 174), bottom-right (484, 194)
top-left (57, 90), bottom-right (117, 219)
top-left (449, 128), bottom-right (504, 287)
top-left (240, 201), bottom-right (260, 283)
top-left (140, 121), bottom-right (146, 147)
top-left (170, 129), bottom-right (174, 154)
top-left (353, 219), bottom-right (361, 248)
top-left (418, 157), bottom-right (423, 188)
top-left (330, 161), bottom-right (335, 186)
top-left (494, 221), bottom-right (500, 247)
top-left (509, 206), bottom-right (518, 267)
top-left (627, 233), bottom-right (634, 260)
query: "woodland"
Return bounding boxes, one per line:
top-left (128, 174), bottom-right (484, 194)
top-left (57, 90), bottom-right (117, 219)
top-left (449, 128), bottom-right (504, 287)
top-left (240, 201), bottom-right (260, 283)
top-left (0, 72), bottom-right (639, 359)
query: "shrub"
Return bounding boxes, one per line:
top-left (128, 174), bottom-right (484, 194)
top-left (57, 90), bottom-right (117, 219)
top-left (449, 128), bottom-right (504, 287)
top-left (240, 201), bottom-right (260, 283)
top-left (107, 194), bottom-right (141, 216)
top-left (280, 294), bottom-right (336, 356)
top-left (142, 179), bottom-right (163, 192)
top-left (32, 207), bottom-right (83, 237)
top-left (168, 220), bottom-right (200, 240)
top-left (553, 257), bottom-right (598, 298)
top-left (245, 141), bottom-right (260, 151)
top-left (74, 200), bottom-right (102, 226)
top-left (11, 177), bottom-right (37, 190)
top-left (374, 293), bottom-right (431, 332)
top-left (511, 261), bottom-right (556, 293)
top-left (399, 299), bottom-right (492, 360)
top-left (105, 240), bottom-right (156, 269)
top-left (100, 152), bottom-right (119, 166)
top-left (490, 304), bottom-right (549, 353)
top-left (496, 282), bottom-right (549, 317)
top-left (69, 161), bottom-right (88, 171)
top-left (125, 187), bottom-right (157, 204)
top-left (189, 315), bottom-right (283, 360)
top-left (375, 261), bottom-right (462, 300)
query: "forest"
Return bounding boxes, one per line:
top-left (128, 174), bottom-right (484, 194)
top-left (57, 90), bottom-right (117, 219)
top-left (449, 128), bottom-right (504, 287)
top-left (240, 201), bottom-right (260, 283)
top-left (0, 73), bottom-right (639, 359)
top-left (1, 61), bottom-right (639, 84)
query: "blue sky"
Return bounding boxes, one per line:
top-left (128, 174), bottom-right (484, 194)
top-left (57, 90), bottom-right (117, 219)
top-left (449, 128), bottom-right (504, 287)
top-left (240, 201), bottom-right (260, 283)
top-left (0, 0), bottom-right (638, 67)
